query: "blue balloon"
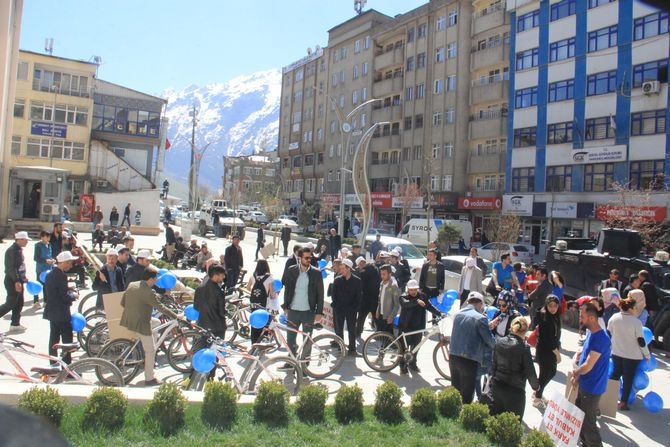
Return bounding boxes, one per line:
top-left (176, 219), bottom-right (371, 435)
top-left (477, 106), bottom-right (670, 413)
top-left (633, 371), bottom-right (650, 390)
top-left (192, 348), bottom-right (216, 374)
top-left (321, 269), bottom-right (328, 279)
top-left (71, 313), bottom-right (86, 332)
top-left (279, 313), bottom-right (288, 325)
top-left (273, 279), bottom-right (283, 293)
top-left (607, 358), bottom-right (614, 377)
top-left (39, 270), bottom-right (51, 283)
top-left (642, 327), bottom-right (653, 345)
top-left (25, 280), bottom-right (43, 296)
top-left (184, 304), bottom-right (199, 321)
top-left (445, 289), bottom-right (458, 300)
top-left (486, 306), bottom-right (498, 320)
top-left (643, 391), bottom-right (663, 413)
top-left (317, 259), bottom-right (328, 270)
top-left (157, 268), bottom-right (168, 277)
top-left (393, 315), bottom-right (400, 326)
top-left (156, 272), bottom-right (177, 289)
top-left (640, 356), bottom-right (657, 373)
top-left (249, 309), bottom-right (270, 329)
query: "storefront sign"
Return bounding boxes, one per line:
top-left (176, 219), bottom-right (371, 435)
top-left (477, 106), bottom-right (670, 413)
top-left (458, 196), bottom-right (502, 210)
top-left (547, 202), bottom-right (577, 219)
top-left (595, 205), bottom-right (667, 222)
top-left (392, 196), bottom-right (424, 209)
top-left (370, 192), bottom-right (392, 208)
top-left (572, 145), bottom-right (626, 163)
top-left (321, 193), bottom-right (340, 206)
top-left (429, 192), bottom-right (458, 208)
top-left (502, 194), bottom-right (533, 216)
top-left (31, 121), bottom-right (67, 138)
top-left (344, 194), bottom-right (359, 206)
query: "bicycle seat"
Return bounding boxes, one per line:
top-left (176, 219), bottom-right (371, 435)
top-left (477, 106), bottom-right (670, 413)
top-left (30, 365), bottom-right (62, 376)
top-left (53, 342), bottom-right (81, 353)
top-left (228, 297), bottom-right (243, 305)
top-left (250, 341), bottom-right (276, 352)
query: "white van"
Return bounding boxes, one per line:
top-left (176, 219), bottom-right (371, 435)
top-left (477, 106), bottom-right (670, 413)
top-left (398, 218), bottom-right (473, 249)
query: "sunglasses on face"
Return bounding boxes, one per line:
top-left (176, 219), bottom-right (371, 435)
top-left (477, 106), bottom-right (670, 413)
top-left (302, 256), bottom-right (312, 260)
top-left (498, 302), bottom-right (508, 308)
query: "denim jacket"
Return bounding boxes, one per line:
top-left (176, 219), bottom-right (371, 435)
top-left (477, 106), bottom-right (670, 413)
top-left (449, 305), bottom-right (495, 365)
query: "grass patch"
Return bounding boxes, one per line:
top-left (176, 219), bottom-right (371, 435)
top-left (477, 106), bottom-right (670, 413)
top-left (61, 404), bottom-right (487, 446)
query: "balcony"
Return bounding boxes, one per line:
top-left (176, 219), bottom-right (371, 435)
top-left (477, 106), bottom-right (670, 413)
top-left (472, 3), bottom-right (509, 35)
top-left (373, 76), bottom-right (404, 98)
top-left (371, 105), bottom-right (403, 123)
top-left (471, 45), bottom-right (509, 71)
top-left (470, 80), bottom-right (509, 105)
top-left (370, 135), bottom-right (401, 152)
top-left (467, 152), bottom-right (506, 175)
top-left (374, 48), bottom-right (404, 70)
top-left (369, 163), bottom-right (401, 179)
top-left (469, 116), bottom-right (506, 140)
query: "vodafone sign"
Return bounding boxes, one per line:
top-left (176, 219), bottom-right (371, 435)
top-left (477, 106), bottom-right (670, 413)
top-left (458, 196), bottom-right (502, 210)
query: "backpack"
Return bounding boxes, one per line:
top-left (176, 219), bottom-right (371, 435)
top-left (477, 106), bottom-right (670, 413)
top-left (250, 273), bottom-right (270, 307)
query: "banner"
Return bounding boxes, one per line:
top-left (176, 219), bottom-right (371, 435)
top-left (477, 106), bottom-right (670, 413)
top-left (540, 389), bottom-right (584, 447)
top-left (595, 205), bottom-right (666, 222)
top-left (79, 194), bottom-right (95, 222)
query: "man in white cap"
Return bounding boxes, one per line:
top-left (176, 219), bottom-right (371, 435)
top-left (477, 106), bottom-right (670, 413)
top-left (1, 231), bottom-right (31, 333)
top-left (355, 256), bottom-right (381, 336)
top-left (389, 249), bottom-right (411, 291)
top-left (331, 258), bottom-right (362, 355)
top-left (43, 251), bottom-right (79, 364)
top-left (125, 249), bottom-right (153, 284)
top-left (92, 248), bottom-right (125, 308)
top-left (449, 291), bottom-right (495, 403)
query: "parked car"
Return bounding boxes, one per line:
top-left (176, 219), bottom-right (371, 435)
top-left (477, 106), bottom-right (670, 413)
top-left (477, 242), bottom-right (533, 264)
top-left (363, 235), bottom-right (426, 278)
top-left (440, 255), bottom-right (493, 294)
top-left (278, 214), bottom-right (298, 222)
top-left (246, 210), bottom-right (268, 224)
top-left (268, 218), bottom-right (300, 233)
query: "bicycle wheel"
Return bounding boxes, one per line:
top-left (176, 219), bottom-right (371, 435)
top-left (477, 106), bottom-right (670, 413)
top-left (166, 330), bottom-right (200, 373)
top-left (97, 338), bottom-right (144, 384)
top-left (77, 291), bottom-right (98, 314)
top-left (432, 336), bottom-right (451, 380)
top-left (249, 356), bottom-right (302, 396)
top-left (362, 332), bottom-right (401, 372)
top-left (54, 358), bottom-right (125, 387)
top-left (76, 311), bottom-right (107, 352)
top-left (303, 333), bottom-right (346, 379)
top-left (85, 322), bottom-right (109, 356)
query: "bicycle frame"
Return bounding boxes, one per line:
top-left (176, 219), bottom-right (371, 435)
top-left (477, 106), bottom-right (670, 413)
top-left (208, 341), bottom-right (266, 394)
top-left (259, 318), bottom-right (314, 361)
top-left (114, 317), bottom-right (190, 364)
top-left (392, 322), bottom-right (442, 359)
top-left (0, 338), bottom-right (81, 383)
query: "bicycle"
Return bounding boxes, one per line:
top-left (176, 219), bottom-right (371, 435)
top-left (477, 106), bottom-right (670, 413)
top-left (0, 334), bottom-right (124, 386)
top-left (362, 316), bottom-right (452, 380)
top-left (95, 316), bottom-right (195, 383)
top-left (186, 327), bottom-right (302, 395)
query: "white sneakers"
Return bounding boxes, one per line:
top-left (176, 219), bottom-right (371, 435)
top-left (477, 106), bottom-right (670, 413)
top-left (7, 325), bottom-right (27, 334)
top-left (33, 302), bottom-right (42, 310)
top-left (533, 397), bottom-right (548, 409)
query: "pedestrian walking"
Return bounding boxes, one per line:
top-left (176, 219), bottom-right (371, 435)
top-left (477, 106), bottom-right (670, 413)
top-left (255, 223), bottom-right (266, 261)
top-left (532, 295), bottom-right (562, 409)
top-left (224, 235), bottom-right (244, 290)
top-left (331, 259), bottom-right (362, 355)
top-left (280, 223), bottom-right (292, 257)
top-left (33, 230), bottom-right (54, 309)
top-left (1, 232), bottom-right (31, 333)
top-left (43, 251), bottom-right (79, 364)
top-left (121, 203), bottom-right (131, 227)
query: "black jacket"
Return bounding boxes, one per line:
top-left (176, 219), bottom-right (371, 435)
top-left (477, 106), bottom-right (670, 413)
top-left (4, 242), bottom-right (26, 282)
top-left (329, 234), bottom-right (342, 253)
top-left (256, 227), bottom-right (264, 244)
top-left (419, 261), bottom-right (445, 295)
top-left (282, 265), bottom-right (324, 314)
top-left (43, 267), bottom-right (75, 323)
top-left (280, 226), bottom-right (292, 242)
top-left (194, 279), bottom-right (227, 336)
top-left (331, 273), bottom-right (362, 312)
top-left (49, 232), bottom-right (63, 257)
top-left (124, 263), bottom-right (146, 285)
top-left (358, 264), bottom-right (381, 312)
top-left (490, 334), bottom-right (539, 391)
top-left (528, 279), bottom-right (552, 305)
top-left (92, 264), bottom-right (126, 296)
top-left (398, 291), bottom-right (441, 332)
top-left (534, 308), bottom-right (561, 357)
top-left (392, 260), bottom-right (412, 291)
top-left (641, 280), bottom-right (659, 311)
top-left (224, 244), bottom-right (243, 270)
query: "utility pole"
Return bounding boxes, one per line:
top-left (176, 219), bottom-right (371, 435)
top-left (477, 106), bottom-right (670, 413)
top-left (188, 105), bottom-right (197, 212)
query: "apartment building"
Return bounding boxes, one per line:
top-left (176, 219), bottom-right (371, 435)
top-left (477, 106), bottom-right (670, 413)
top-left (223, 154), bottom-right (280, 206)
top-left (506, 0), bottom-right (669, 245)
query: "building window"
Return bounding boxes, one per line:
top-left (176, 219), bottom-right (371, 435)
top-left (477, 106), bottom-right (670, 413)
top-left (317, 153), bottom-right (323, 165)
top-left (32, 68), bottom-right (89, 97)
top-left (436, 16), bottom-right (446, 31)
top-left (442, 175), bottom-right (453, 191)
top-left (11, 136), bottom-right (21, 155)
top-left (416, 83), bottom-right (425, 99)
top-left (433, 112), bottom-right (442, 127)
top-left (381, 152), bottom-right (389, 164)
top-left (405, 86), bottom-right (414, 101)
top-left (353, 65), bottom-right (359, 79)
top-left (435, 47), bottom-right (445, 63)
top-left (584, 163), bottom-right (614, 192)
top-left (364, 36), bottom-right (370, 49)
top-left (434, 79), bottom-right (444, 94)
top-left (432, 143), bottom-right (441, 158)
top-left (402, 147), bottom-right (410, 161)
top-left (406, 56), bottom-right (415, 72)
top-left (362, 62), bottom-right (369, 76)
top-left (417, 52), bottom-right (426, 68)
top-left (448, 10), bottom-right (458, 26)
top-left (631, 109), bottom-right (666, 135)
top-left (390, 151), bottom-right (399, 164)
top-left (586, 70), bottom-right (617, 96)
top-left (512, 167), bottom-right (535, 192)
top-left (548, 79), bottom-right (575, 102)
top-left (549, 37), bottom-right (575, 62)
top-left (588, 25), bottom-right (618, 52)
top-left (13, 99), bottom-right (25, 118)
top-left (516, 48), bottom-right (539, 70)
top-left (404, 117), bottom-right (412, 130)
top-left (445, 142), bottom-right (454, 158)
top-left (407, 28), bottom-right (415, 42)
top-left (418, 23), bottom-right (427, 38)
top-left (293, 156), bottom-right (302, 167)
top-left (634, 11), bottom-right (670, 41)
top-left (304, 154), bottom-right (314, 166)
top-left (514, 87), bottom-right (538, 109)
top-left (550, 0), bottom-right (577, 22)
top-left (585, 116), bottom-right (616, 140)
top-left (447, 75), bottom-right (456, 91)
top-left (547, 122), bottom-right (573, 144)
top-left (447, 42), bottom-right (457, 59)
top-left (517, 10), bottom-right (539, 32)
top-left (282, 157), bottom-right (289, 168)
top-left (630, 160), bottom-right (665, 190)
top-left (36, 102), bottom-right (89, 126)
top-left (413, 145), bottom-right (423, 160)
top-left (513, 127), bottom-right (537, 147)
top-left (354, 40), bottom-right (361, 53)
top-left (415, 114), bottom-right (424, 128)
top-left (589, 0), bottom-right (614, 8)
top-left (26, 138), bottom-right (85, 160)
top-left (632, 59), bottom-right (668, 88)
top-left (546, 165), bottom-right (572, 192)
top-left (335, 170), bottom-right (340, 182)
top-left (446, 109), bottom-right (455, 124)
top-left (352, 90), bottom-right (358, 105)
top-left (16, 61), bottom-right (28, 80)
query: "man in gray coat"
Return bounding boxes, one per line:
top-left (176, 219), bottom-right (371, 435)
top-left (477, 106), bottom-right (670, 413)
top-left (376, 264), bottom-right (401, 334)
top-left (459, 257), bottom-right (483, 305)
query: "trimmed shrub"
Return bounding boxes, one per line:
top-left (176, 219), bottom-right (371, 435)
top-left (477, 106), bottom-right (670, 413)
top-left (409, 388), bottom-right (438, 425)
top-left (459, 402), bottom-right (490, 433)
top-left (373, 380), bottom-right (404, 425)
top-left (144, 383), bottom-right (187, 437)
top-left (334, 384), bottom-right (364, 424)
top-left (17, 386), bottom-right (66, 427)
top-left (82, 387), bottom-right (127, 432)
top-left (519, 429), bottom-right (555, 447)
top-left (202, 381), bottom-right (238, 430)
top-left (437, 386), bottom-right (462, 419)
top-left (253, 380), bottom-right (289, 427)
top-left (295, 384), bottom-right (328, 424)
top-left (485, 412), bottom-right (524, 447)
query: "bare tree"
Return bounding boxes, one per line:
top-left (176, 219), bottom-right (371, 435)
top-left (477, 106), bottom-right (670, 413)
top-left (484, 213), bottom-right (523, 260)
top-left (396, 183), bottom-right (422, 228)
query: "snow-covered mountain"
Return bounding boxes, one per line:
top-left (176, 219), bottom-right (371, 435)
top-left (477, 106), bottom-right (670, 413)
top-left (162, 69), bottom-right (281, 196)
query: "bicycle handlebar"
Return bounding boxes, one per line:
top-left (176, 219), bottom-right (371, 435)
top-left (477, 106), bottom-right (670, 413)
top-left (0, 335), bottom-right (35, 349)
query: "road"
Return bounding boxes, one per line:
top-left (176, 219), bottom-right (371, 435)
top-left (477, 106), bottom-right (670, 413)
top-left (0, 226), bottom-right (668, 446)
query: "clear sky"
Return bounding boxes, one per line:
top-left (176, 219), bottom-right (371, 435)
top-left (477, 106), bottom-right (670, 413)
top-left (20, 0), bottom-right (427, 95)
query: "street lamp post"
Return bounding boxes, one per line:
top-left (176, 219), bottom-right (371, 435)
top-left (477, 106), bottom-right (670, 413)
top-left (188, 105), bottom-right (198, 213)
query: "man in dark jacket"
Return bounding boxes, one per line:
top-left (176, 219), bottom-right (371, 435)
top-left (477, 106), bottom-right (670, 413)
top-left (49, 222), bottom-right (64, 257)
top-left (332, 259), bottom-right (363, 355)
top-left (92, 248), bottom-right (126, 308)
top-left (328, 228), bottom-right (341, 261)
top-left (223, 235), bottom-right (244, 290)
top-left (639, 270), bottom-right (659, 323)
top-left (125, 249), bottom-right (153, 284)
top-left (419, 249), bottom-right (445, 298)
top-left (280, 223), bottom-right (292, 256)
top-left (282, 247), bottom-right (324, 358)
top-left (121, 202), bottom-right (131, 227)
top-left (355, 257), bottom-right (381, 336)
top-left (191, 265), bottom-right (228, 375)
top-left (43, 251), bottom-right (79, 364)
top-left (255, 223), bottom-right (266, 261)
top-left (528, 268), bottom-right (552, 327)
top-left (1, 231), bottom-right (30, 333)
top-left (164, 221), bottom-right (177, 261)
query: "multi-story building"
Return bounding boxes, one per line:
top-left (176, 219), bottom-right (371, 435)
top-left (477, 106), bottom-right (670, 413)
top-left (223, 154), bottom-right (280, 207)
top-left (506, 0), bottom-right (669, 246)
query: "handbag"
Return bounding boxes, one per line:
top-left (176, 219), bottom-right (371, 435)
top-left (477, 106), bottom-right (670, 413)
top-left (527, 326), bottom-right (539, 347)
top-left (485, 281), bottom-right (498, 298)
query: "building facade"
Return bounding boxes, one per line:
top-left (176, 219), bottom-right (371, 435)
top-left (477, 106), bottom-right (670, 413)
top-left (506, 0), bottom-right (669, 246)
top-left (223, 154), bottom-right (280, 208)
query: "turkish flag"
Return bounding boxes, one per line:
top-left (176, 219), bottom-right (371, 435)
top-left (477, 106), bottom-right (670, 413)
top-left (165, 138), bottom-right (171, 150)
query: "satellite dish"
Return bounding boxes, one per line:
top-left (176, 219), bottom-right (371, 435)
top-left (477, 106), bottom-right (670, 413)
top-left (307, 47), bottom-right (312, 55)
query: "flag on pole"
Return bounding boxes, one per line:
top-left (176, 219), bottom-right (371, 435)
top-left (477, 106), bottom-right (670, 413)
top-left (165, 138), bottom-right (171, 150)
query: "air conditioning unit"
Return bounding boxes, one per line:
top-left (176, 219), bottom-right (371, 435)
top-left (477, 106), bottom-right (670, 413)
top-left (96, 180), bottom-right (108, 188)
top-left (642, 80), bottom-right (660, 95)
top-left (41, 204), bottom-right (58, 216)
